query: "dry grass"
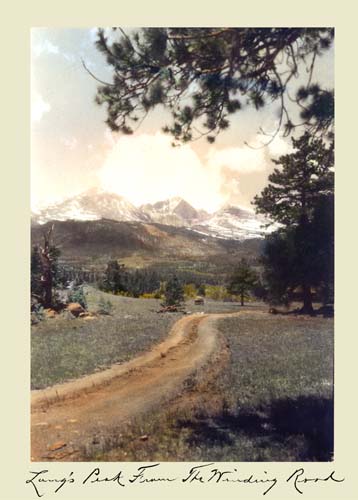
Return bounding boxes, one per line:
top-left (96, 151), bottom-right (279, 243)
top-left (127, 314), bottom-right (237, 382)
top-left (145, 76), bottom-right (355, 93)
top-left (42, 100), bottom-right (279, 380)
top-left (31, 287), bottom-right (180, 389)
top-left (85, 311), bottom-right (334, 462)
top-left (31, 287), bottom-right (241, 390)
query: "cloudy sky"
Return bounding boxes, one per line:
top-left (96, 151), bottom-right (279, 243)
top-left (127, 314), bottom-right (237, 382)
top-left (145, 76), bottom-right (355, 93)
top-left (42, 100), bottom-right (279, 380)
top-left (31, 28), bottom-right (334, 213)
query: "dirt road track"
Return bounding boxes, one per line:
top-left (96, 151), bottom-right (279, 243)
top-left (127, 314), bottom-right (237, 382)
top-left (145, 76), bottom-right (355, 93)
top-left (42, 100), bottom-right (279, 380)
top-left (31, 312), bottom-right (234, 461)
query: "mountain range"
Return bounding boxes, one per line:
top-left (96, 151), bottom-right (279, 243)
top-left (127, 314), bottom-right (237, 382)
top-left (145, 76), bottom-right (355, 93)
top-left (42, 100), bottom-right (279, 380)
top-left (31, 187), bottom-right (271, 240)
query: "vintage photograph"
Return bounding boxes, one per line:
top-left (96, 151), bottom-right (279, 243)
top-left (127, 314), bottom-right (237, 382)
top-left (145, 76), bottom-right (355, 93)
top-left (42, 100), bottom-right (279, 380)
top-left (31, 27), bottom-right (334, 462)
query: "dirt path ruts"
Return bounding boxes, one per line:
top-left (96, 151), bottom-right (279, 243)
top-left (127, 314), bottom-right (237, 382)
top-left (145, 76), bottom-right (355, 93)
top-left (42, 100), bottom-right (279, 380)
top-left (31, 312), bottom-right (236, 461)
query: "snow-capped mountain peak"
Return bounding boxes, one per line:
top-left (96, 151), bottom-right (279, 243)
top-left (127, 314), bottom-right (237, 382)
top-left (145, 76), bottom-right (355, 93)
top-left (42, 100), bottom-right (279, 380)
top-left (31, 188), bottom-right (150, 225)
top-left (140, 197), bottom-right (208, 226)
top-left (31, 189), bottom-right (272, 240)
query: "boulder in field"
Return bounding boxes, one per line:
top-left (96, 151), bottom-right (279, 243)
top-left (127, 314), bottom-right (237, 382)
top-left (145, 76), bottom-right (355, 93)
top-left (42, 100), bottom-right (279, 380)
top-left (44, 308), bottom-right (58, 319)
top-left (79, 311), bottom-right (97, 320)
top-left (67, 302), bottom-right (85, 317)
top-left (61, 309), bottom-right (76, 320)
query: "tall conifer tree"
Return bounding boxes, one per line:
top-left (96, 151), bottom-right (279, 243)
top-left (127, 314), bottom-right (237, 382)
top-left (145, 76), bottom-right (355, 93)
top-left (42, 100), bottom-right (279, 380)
top-left (254, 132), bottom-right (334, 313)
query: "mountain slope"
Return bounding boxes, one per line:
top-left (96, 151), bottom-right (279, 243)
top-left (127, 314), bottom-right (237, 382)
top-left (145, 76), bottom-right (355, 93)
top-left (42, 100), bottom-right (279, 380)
top-left (31, 219), bottom-right (263, 268)
top-left (192, 205), bottom-right (271, 240)
top-left (140, 197), bottom-right (209, 226)
top-left (32, 188), bottom-right (150, 225)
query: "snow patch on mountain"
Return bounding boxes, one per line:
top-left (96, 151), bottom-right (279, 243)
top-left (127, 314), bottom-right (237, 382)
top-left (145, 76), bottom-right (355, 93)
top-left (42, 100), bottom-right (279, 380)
top-left (192, 205), bottom-right (272, 240)
top-left (140, 197), bottom-right (209, 226)
top-left (31, 187), bottom-right (150, 225)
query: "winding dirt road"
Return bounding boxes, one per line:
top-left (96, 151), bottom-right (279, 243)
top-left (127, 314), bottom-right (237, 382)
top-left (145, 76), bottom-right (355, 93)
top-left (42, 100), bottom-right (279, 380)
top-left (31, 312), bottom-right (234, 461)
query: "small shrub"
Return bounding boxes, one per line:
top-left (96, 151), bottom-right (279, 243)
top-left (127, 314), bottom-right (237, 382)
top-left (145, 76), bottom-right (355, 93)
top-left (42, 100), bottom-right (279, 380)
top-left (31, 303), bottom-right (44, 324)
top-left (205, 285), bottom-right (230, 301)
top-left (97, 296), bottom-right (114, 315)
top-left (116, 290), bottom-right (132, 297)
top-left (140, 293), bottom-right (156, 299)
top-left (184, 283), bottom-right (197, 298)
top-left (68, 285), bottom-right (87, 309)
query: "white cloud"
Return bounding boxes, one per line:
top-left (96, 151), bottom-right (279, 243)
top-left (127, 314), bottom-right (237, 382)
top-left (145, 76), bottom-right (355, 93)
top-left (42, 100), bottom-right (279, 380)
top-left (207, 145), bottom-right (267, 174)
top-left (61, 137), bottom-right (78, 150)
top-left (32, 93), bottom-right (51, 122)
top-left (89, 27), bottom-right (100, 42)
top-left (32, 39), bottom-right (60, 57)
top-left (62, 52), bottom-right (76, 63)
top-left (32, 38), bottom-right (75, 63)
top-left (104, 128), bottom-right (117, 147)
top-left (267, 134), bottom-right (292, 157)
top-left (98, 132), bottom-right (224, 212)
top-left (96, 131), bottom-right (293, 212)
top-left (206, 134), bottom-right (291, 174)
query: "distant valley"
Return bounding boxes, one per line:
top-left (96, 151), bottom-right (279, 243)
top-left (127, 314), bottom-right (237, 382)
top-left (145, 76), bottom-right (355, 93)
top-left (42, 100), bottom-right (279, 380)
top-left (31, 218), bottom-right (263, 271)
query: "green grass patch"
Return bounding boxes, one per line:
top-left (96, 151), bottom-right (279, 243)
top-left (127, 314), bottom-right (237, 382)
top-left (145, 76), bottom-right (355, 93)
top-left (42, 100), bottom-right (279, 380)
top-left (31, 288), bottom-right (241, 390)
top-left (31, 287), bottom-right (181, 389)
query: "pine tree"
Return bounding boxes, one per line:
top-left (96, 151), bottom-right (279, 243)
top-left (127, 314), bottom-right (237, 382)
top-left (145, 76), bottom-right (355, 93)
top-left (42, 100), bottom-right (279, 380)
top-left (311, 194), bottom-right (334, 305)
top-left (254, 132), bottom-right (334, 226)
top-left (261, 228), bottom-right (298, 306)
top-left (31, 245), bottom-right (43, 302)
top-left (102, 260), bottom-right (127, 294)
top-left (254, 132), bottom-right (334, 313)
top-left (227, 259), bottom-right (258, 306)
top-left (90, 28), bottom-right (334, 143)
top-left (163, 275), bottom-right (184, 307)
top-left (31, 226), bottom-right (61, 309)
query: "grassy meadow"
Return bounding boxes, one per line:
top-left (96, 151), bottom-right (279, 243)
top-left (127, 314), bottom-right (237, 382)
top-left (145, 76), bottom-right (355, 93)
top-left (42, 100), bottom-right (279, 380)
top-left (31, 287), bottom-right (179, 389)
top-left (31, 286), bottom-right (240, 390)
top-left (85, 311), bottom-right (333, 462)
top-left (32, 287), bottom-right (333, 461)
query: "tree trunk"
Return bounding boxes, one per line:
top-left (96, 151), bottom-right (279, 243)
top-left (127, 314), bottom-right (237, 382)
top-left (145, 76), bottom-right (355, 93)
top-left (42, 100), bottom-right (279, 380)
top-left (40, 248), bottom-right (53, 308)
top-left (297, 211), bottom-right (314, 315)
top-left (42, 270), bottom-right (53, 308)
top-left (40, 225), bottom-right (54, 309)
top-left (301, 283), bottom-right (314, 315)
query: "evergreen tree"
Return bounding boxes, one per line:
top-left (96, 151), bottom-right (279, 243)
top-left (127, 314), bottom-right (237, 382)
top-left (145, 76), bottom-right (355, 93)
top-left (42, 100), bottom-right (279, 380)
top-left (254, 132), bottom-right (334, 226)
top-left (261, 228), bottom-right (298, 306)
top-left (90, 28), bottom-right (334, 143)
top-left (124, 268), bottom-right (160, 297)
top-left (163, 275), bottom-right (184, 307)
top-left (197, 283), bottom-right (206, 297)
top-left (102, 259), bottom-right (127, 293)
top-left (31, 226), bottom-right (61, 309)
top-left (48, 245), bottom-right (61, 288)
top-left (254, 132), bottom-right (334, 313)
top-left (227, 259), bottom-right (258, 306)
top-left (31, 245), bottom-right (43, 301)
top-left (311, 194), bottom-right (334, 304)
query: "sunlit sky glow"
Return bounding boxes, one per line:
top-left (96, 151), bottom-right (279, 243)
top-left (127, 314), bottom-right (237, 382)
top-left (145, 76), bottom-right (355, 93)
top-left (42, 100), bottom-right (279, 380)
top-left (31, 28), bottom-right (334, 212)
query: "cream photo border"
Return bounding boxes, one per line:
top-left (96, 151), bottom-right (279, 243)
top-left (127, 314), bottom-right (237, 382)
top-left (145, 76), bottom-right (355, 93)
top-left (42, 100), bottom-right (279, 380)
top-left (1, 1), bottom-right (357, 498)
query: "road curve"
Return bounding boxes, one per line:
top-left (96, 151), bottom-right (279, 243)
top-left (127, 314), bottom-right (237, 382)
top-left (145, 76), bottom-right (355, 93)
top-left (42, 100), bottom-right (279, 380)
top-left (31, 312), bottom-right (235, 461)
